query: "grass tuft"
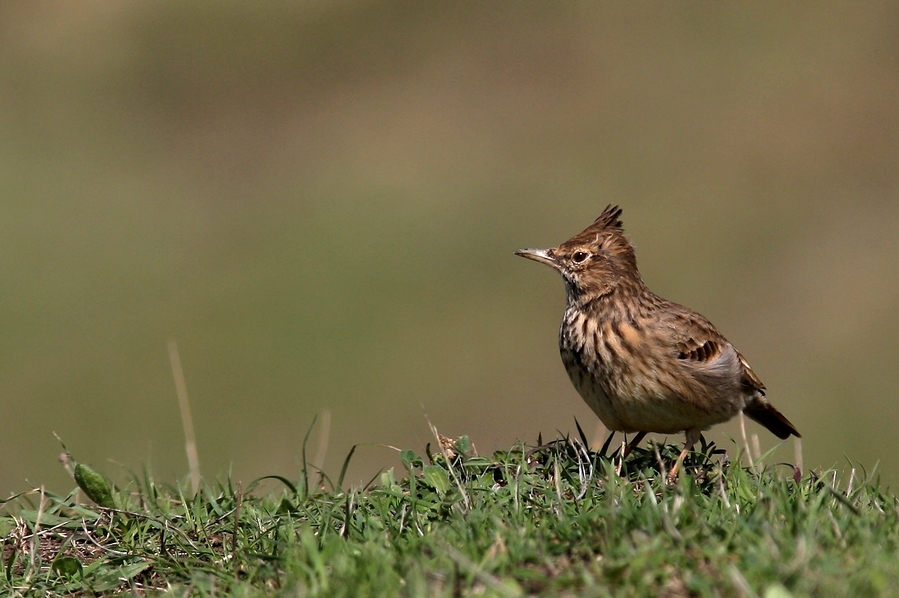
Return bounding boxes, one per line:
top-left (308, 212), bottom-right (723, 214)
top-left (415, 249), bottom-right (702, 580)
top-left (1, 433), bottom-right (897, 596)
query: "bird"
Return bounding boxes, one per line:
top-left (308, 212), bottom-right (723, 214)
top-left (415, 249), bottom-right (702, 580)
top-left (515, 205), bottom-right (800, 480)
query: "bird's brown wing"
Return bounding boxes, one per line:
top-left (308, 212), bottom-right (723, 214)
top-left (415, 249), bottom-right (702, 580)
top-left (651, 301), bottom-right (800, 439)
top-left (677, 337), bottom-right (722, 363)
top-left (665, 308), bottom-right (728, 365)
top-left (666, 306), bottom-right (767, 396)
top-left (660, 308), bottom-right (745, 406)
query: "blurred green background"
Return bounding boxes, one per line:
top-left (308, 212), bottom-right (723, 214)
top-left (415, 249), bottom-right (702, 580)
top-left (2, 2), bottom-right (898, 496)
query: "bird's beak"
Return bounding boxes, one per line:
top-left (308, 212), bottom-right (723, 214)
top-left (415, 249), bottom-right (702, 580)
top-left (515, 248), bottom-right (560, 270)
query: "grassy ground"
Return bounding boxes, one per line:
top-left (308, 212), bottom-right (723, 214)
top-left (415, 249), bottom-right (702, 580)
top-left (1, 428), bottom-right (895, 597)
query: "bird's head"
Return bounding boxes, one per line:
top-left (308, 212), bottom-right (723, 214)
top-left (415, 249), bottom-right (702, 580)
top-left (516, 205), bottom-right (641, 304)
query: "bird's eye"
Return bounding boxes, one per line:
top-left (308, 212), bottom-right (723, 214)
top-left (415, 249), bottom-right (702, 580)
top-left (572, 251), bottom-right (590, 263)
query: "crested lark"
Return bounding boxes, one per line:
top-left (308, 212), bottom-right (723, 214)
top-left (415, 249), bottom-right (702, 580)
top-left (516, 206), bottom-right (800, 479)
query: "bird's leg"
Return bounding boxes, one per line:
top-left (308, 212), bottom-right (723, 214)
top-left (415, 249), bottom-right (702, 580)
top-left (667, 428), bottom-right (700, 482)
top-left (622, 432), bottom-right (647, 458)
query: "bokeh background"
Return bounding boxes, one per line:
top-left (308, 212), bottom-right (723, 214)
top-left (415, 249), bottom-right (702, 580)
top-left (2, 2), bottom-right (898, 496)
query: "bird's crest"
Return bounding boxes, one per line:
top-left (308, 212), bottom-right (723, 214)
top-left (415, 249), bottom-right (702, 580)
top-left (563, 204), bottom-right (627, 248)
top-left (591, 205), bottom-right (624, 232)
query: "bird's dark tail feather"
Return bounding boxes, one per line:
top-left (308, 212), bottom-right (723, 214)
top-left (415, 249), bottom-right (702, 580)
top-left (743, 402), bottom-right (801, 440)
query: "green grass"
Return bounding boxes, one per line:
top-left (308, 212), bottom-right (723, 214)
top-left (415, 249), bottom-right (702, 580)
top-left (1, 430), bottom-right (896, 597)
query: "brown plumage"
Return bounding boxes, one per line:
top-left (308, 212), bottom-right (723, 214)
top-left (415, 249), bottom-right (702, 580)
top-left (516, 205), bottom-right (799, 479)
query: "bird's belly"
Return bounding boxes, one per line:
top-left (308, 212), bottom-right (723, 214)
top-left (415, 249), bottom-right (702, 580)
top-left (569, 373), bottom-right (630, 431)
top-left (562, 350), bottom-right (735, 434)
top-left (560, 349), bottom-right (633, 431)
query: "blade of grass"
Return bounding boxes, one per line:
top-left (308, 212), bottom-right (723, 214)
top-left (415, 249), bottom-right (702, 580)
top-left (168, 339), bottom-right (200, 496)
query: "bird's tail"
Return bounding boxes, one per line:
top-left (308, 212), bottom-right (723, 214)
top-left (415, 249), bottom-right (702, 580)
top-left (743, 401), bottom-right (801, 440)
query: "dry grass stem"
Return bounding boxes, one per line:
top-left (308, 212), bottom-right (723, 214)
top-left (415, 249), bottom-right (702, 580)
top-left (168, 338), bottom-right (200, 496)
